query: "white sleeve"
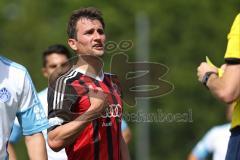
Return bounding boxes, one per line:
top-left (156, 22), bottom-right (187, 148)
top-left (16, 71), bottom-right (49, 135)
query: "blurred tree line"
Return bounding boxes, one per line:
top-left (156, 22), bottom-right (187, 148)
top-left (1, 0), bottom-right (240, 159)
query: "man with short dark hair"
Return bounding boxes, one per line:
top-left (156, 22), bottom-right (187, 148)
top-left (47, 7), bottom-right (130, 160)
top-left (39, 44), bottom-right (71, 160)
top-left (42, 44), bottom-right (71, 67)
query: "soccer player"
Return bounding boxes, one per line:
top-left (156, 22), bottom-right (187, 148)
top-left (38, 44), bottom-right (71, 160)
top-left (47, 7), bottom-right (130, 160)
top-left (0, 55), bottom-right (48, 160)
top-left (197, 14), bottom-right (240, 159)
top-left (188, 104), bottom-right (233, 160)
top-left (8, 44), bottom-right (70, 160)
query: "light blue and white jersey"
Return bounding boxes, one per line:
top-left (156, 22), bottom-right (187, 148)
top-left (0, 56), bottom-right (48, 160)
top-left (192, 123), bottom-right (231, 160)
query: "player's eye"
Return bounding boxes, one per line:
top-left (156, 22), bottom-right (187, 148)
top-left (85, 29), bottom-right (94, 35)
top-left (49, 64), bottom-right (57, 69)
top-left (97, 29), bottom-right (104, 35)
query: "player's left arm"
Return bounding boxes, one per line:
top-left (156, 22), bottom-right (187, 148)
top-left (120, 133), bottom-right (130, 160)
top-left (25, 132), bottom-right (47, 160)
top-left (197, 14), bottom-right (240, 104)
top-left (207, 64), bottom-right (240, 103)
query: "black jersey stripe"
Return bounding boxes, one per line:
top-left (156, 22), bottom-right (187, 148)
top-left (94, 79), bottom-right (114, 160)
top-left (92, 80), bottom-right (101, 160)
top-left (93, 119), bottom-right (100, 160)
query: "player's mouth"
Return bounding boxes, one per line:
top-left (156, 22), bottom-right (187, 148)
top-left (93, 44), bottom-right (104, 50)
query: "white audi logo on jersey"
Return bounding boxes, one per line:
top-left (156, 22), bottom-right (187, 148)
top-left (101, 104), bottom-right (122, 118)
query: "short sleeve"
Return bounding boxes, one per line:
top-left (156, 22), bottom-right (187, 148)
top-left (224, 13), bottom-right (240, 64)
top-left (47, 72), bottom-right (87, 130)
top-left (16, 71), bottom-right (49, 135)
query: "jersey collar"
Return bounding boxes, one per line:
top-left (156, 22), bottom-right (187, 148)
top-left (73, 67), bottom-right (104, 81)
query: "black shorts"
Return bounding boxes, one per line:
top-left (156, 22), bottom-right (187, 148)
top-left (226, 126), bottom-right (240, 160)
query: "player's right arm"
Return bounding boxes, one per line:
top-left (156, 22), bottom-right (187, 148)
top-left (47, 77), bottom-right (108, 151)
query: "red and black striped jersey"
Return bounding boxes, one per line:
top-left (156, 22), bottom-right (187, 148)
top-left (48, 68), bottom-right (122, 160)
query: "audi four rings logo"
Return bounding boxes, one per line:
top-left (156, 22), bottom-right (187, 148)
top-left (101, 104), bottom-right (122, 118)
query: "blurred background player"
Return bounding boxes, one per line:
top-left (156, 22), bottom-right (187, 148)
top-left (0, 55), bottom-right (48, 160)
top-left (8, 44), bottom-right (132, 159)
top-left (188, 104), bottom-right (234, 160)
top-left (36, 44), bottom-right (71, 160)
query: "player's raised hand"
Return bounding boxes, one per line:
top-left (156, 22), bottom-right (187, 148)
top-left (79, 85), bottom-right (109, 122)
top-left (197, 62), bottom-right (218, 82)
top-left (88, 85), bottom-right (108, 112)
